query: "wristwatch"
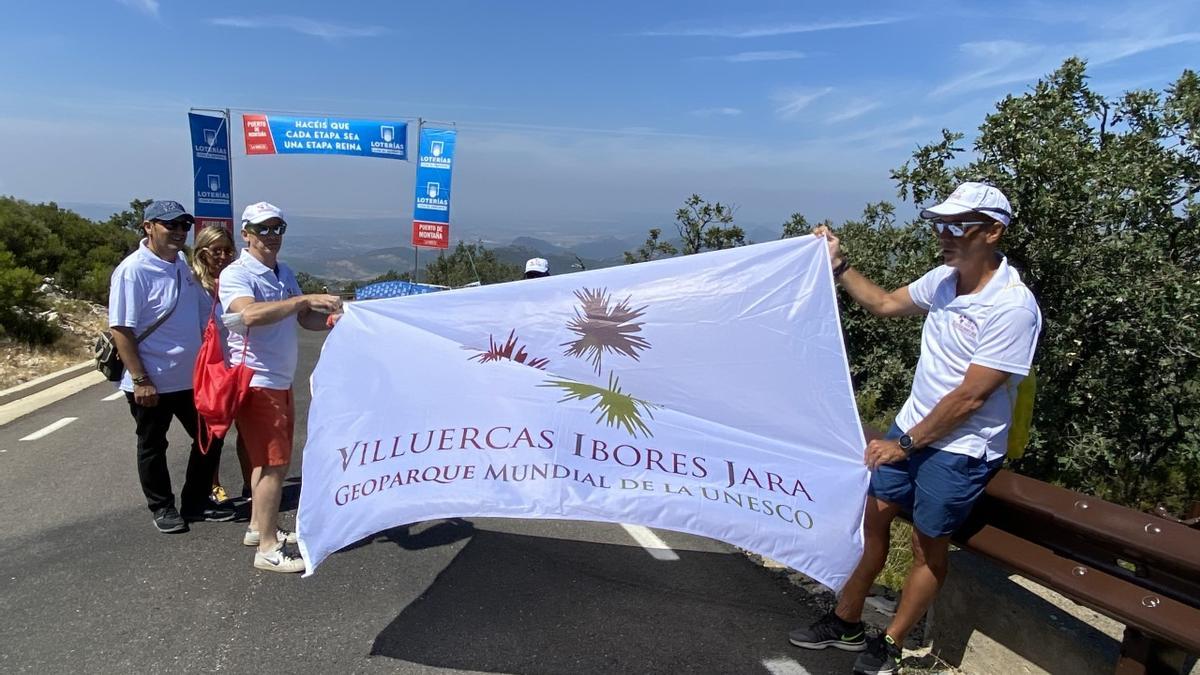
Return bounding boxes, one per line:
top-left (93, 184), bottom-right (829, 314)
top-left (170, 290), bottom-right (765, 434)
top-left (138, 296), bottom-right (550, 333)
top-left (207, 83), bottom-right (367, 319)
top-left (898, 433), bottom-right (916, 454)
top-left (131, 374), bottom-right (151, 386)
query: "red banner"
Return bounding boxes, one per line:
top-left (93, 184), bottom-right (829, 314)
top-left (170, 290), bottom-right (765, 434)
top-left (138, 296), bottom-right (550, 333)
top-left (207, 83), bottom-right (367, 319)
top-left (243, 114), bottom-right (276, 155)
top-left (194, 217), bottom-right (234, 239)
top-left (412, 221), bottom-right (449, 249)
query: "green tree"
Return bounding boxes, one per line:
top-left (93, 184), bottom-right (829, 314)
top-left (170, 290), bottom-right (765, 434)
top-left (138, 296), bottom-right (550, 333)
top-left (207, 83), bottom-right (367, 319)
top-left (0, 197), bottom-right (138, 306)
top-left (623, 227), bottom-right (677, 264)
top-left (295, 271), bottom-right (331, 295)
top-left (104, 198), bottom-right (154, 234)
top-left (0, 247), bottom-right (57, 344)
top-left (847, 58), bottom-right (1199, 511)
top-left (424, 242), bottom-right (521, 287)
top-left (674, 194), bottom-right (745, 254)
top-left (368, 269), bottom-right (413, 283)
top-left (780, 213), bottom-right (835, 239)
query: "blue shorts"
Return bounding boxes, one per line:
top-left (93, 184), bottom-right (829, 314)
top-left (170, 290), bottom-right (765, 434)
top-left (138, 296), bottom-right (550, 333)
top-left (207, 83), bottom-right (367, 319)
top-left (868, 424), bottom-right (1004, 538)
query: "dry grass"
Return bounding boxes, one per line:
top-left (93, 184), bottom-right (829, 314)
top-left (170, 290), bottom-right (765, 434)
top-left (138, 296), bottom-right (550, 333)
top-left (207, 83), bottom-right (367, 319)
top-left (0, 298), bottom-right (106, 390)
top-left (877, 520), bottom-right (916, 591)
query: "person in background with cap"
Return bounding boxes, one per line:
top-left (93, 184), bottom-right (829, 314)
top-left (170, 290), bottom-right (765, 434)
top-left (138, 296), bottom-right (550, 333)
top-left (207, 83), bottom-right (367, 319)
top-left (789, 182), bottom-right (1041, 675)
top-left (108, 200), bottom-right (236, 534)
top-left (219, 201), bottom-right (343, 573)
top-left (524, 257), bottom-right (550, 279)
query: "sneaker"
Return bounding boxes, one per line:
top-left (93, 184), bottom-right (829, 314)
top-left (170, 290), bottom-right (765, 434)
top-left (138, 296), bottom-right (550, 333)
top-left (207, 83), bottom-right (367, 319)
top-left (853, 634), bottom-right (902, 675)
top-left (789, 610), bottom-right (867, 652)
top-left (180, 503), bottom-right (237, 522)
top-left (243, 527), bottom-right (298, 547)
top-left (152, 506), bottom-right (188, 534)
top-left (253, 541), bottom-right (305, 574)
top-left (210, 485), bottom-right (230, 505)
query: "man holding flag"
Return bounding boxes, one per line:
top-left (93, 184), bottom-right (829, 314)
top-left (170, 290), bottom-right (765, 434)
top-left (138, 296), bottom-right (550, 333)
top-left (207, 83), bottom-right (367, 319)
top-left (789, 183), bottom-right (1041, 675)
top-left (219, 202), bottom-right (343, 573)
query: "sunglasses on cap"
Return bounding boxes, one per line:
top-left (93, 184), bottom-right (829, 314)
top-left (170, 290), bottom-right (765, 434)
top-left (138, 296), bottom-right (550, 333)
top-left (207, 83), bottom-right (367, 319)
top-left (155, 218), bottom-right (193, 232)
top-left (245, 221), bottom-right (288, 236)
top-left (930, 219), bottom-right (993, 237)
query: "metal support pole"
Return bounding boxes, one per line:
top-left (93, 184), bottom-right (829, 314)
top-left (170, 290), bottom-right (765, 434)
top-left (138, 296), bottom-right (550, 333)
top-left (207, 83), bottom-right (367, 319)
top-left (225, 108), bottom-right (235, 237)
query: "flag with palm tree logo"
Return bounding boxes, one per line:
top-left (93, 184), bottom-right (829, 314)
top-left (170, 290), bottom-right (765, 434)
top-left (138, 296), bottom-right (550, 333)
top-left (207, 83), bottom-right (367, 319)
top-left (298, 235), bottom-right (869, 589)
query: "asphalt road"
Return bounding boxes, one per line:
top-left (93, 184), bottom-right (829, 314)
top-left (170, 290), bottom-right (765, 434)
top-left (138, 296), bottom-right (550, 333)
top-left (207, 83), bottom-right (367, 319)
top-left (0, 330), bottom-right (853, 674)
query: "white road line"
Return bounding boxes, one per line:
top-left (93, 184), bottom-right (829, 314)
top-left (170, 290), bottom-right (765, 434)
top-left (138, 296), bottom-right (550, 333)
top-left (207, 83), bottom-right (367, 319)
top-left (0, 370), bottom-right (104, 426)
top-left (19, 417), bottom-right (78, 441)
top-left (102, 391), bottom-right (125, 401)
top-left (620, 524), bottom-right (679, 561)
top-left (761, 657), bottom-right (814, 675)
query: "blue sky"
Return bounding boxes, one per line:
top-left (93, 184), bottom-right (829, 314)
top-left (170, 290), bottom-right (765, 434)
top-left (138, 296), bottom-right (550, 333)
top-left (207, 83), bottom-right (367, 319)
top-left (0, 0), bottom-right (1196, 243)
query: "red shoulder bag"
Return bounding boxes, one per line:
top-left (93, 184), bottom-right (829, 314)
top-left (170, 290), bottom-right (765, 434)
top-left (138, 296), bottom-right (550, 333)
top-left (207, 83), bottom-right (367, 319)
top-left (194, 284), bottom-right (253, 454)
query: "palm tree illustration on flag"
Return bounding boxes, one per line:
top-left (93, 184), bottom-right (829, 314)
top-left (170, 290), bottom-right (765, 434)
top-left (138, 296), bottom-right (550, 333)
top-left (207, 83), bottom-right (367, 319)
top-left (468, 330), bottom-right (550, 369)
top-left (541, 371), bottom-right (657, 438)
top-left (561, 289), bottom-right (650, 374)
top-left (468, 287), bottom-right (658, 438)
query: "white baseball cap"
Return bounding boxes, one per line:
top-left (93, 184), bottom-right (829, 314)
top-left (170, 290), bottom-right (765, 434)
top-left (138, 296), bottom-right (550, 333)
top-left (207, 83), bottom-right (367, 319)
top-left (919, 182), bottom-right (1012, 226)
top-left (241, 201), bottom-right (286, 227)
top-left (525, 258), bottom-right (549, 274)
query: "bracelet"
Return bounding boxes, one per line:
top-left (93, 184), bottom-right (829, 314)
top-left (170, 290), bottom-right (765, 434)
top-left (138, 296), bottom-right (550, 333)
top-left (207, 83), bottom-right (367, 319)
top-left (131, 374), bottom-right (151, 386)
top-left (832, 259), bottom-right (851, 278)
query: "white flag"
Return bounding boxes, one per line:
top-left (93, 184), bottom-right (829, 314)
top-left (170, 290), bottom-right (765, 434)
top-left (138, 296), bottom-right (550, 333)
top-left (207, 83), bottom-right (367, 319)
top-left (298, 235), bottom-right (868, 589)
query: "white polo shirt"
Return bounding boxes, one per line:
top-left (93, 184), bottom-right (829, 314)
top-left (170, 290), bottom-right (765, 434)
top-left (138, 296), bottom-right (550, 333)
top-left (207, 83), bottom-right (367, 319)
top-left (218, 250), bottom-right (303, 390)
top-left (894, 255), bottom-right (1042, 461)
top-left (108, 241), bottom-right (205, 393)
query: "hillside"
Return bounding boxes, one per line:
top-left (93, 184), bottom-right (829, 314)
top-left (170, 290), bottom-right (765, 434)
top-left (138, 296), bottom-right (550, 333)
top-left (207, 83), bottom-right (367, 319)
top-left (290, 235), bottom-right (635, 281)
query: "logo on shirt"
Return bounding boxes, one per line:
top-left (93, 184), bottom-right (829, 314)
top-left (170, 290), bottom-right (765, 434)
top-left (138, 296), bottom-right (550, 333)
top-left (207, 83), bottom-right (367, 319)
top-left (953, 314), bottom-right (978, 340)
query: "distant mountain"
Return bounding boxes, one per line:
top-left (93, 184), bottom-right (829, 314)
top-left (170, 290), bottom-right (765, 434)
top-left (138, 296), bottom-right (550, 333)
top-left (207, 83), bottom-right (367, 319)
top-left (491, 245), bottom-right (622, 276)
top-left (568, 236), bottom-right (636, 260)
top-left (510, 236), bottom-right (565, 254)
top-left (744, 225), bottom-right (783, 244)
top-left (290, 245), bottom-right (416, 280)
top-left (280, 221), bottom-right (643, 281)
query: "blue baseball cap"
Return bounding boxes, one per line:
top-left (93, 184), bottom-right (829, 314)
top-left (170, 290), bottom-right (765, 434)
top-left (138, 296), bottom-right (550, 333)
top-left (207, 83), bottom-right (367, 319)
top-left (144, 200), bottom-right (194, 223)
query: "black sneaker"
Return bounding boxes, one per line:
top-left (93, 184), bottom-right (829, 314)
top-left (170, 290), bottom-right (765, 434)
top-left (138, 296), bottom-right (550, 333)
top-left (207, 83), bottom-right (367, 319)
top-left (180, 502), bottom-right (237, 522)
top-left (853, 634), bottom-right (902, 675)
top-left (152, 506), bottom-right (188, 533)
top-left (788, 610), bottom-right (867, 652)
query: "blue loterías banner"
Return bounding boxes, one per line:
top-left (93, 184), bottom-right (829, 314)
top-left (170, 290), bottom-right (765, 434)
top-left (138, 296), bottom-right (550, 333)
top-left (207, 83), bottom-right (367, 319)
top-left (411, 127), bottom-right (457, 248)
top-left (188, 112), bottom-right (233, 231)
top-left (243, 113), bottom-right (408, 160)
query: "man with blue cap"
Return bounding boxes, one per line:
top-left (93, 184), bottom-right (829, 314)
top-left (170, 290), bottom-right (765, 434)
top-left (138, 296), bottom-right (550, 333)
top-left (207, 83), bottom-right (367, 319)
top-left (108, 200), bottom-right (236, 534)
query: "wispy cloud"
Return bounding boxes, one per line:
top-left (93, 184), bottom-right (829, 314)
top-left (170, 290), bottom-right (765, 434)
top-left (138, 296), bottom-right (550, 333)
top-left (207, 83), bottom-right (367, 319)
top-left (690, 107), bottom-right (743, 117)
top-left (825, 99), bottom-right (881, 124)
top-left (772, 87), bottom-right (833, 119)
top-left (209, 16), bottom-right (387, 40)
top-left (118, 0), bottom-right (159, 16)
top-left (931, 32), bottom-right (1200, 98)
top-left (642, 17), bottom-right (904, 38)
top-left (718, 50), bottom-right (806, 63)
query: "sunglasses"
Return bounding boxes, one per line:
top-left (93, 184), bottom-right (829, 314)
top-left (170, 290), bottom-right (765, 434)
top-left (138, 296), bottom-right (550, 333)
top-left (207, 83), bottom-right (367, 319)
top-left (246, 222), bottom-right (288, 236)
top-left (155, 219), bottom-right (193, 232)
top-left (931, 219), bottom-right (992, 237)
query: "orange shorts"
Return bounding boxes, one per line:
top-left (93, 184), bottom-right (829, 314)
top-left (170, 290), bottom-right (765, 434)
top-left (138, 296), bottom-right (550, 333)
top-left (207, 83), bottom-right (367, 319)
top-left (235, 387), bottom-right (294, 468)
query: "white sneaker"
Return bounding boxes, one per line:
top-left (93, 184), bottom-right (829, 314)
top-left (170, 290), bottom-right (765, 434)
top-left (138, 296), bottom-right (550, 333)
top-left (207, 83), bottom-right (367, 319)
top-left (243, 527), bottom-right (298, 547)
top-left (253, 542), bottom-right (305, 574)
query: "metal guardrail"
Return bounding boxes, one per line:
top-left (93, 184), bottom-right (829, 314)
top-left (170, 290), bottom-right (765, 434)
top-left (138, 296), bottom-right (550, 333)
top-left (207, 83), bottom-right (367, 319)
top-left (953, 470), bottom-right (1200, 674)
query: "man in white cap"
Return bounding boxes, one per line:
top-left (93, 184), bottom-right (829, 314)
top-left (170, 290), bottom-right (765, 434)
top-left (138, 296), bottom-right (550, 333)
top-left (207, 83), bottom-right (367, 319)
top-left (790, 182), bottom-right (1041, 674)
top-left (524, 257), bottom-right (550, 279)
top-left (219, 202), bottom-right (343, 573)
